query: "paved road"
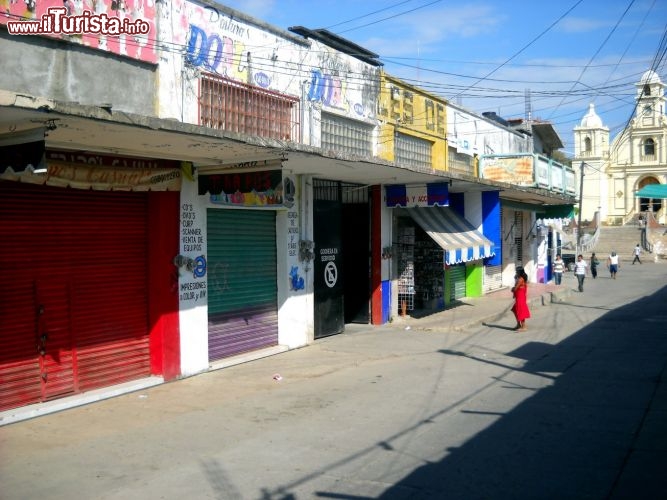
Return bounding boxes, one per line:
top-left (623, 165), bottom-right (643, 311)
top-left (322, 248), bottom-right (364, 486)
top-left (1, 262), bottom-right (666, 500)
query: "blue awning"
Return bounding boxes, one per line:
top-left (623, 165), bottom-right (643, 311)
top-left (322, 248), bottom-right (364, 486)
top-left (635, 184), bottom-right (667, 199)
top-left (406, 206), bottom-right (496, 265)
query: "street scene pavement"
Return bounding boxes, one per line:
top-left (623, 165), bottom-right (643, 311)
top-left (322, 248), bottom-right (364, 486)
top-left (1, 261), bottom-right (667, 500)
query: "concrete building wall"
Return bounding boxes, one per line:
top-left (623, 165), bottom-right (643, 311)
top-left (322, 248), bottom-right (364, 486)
top-left (0, 31), bottom-right (156, 115)
top-left (157, 0), bottom-right (309, 124)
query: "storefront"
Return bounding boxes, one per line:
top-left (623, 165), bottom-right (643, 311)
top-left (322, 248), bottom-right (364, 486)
top-left (312, 179), bottom-right (371, 338)
top-left (387, 183), bottom-right (497, 315)
top-left (197, 168), bottom-right (293, 360)
top-left (0, 148), bottom-right (181, 412)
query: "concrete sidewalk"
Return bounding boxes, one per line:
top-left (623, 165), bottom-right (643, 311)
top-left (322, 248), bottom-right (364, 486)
top-left (0, 279), bottom-right (571, 426)
top-left (388, 280), bottom-right (572, 333)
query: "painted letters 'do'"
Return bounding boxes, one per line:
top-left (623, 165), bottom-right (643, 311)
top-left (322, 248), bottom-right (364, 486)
top-left (185, 24), bottom-right (245, 75)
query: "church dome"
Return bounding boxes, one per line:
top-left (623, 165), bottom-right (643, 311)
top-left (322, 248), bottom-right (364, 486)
top-left (639, 70), bottom-right (662, 85)
top-left (580, 103), bottom-right (603, 128)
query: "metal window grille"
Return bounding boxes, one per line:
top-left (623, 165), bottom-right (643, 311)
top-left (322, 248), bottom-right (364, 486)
top-left (395, 133), bottom-right (432, 169)
top-left (448, 148), bottom-right (474, 176)
top-left (313, 179), bottom-right (340, 201)
top-left (313, 179), bottom-right (368, 203)
top-left (321, 113), bottom-right (373, 157)
top-left (514, 211), bottom-right (524, 262)
top-left (341, 182), bottom-right (369, 204)
top-left (514, 237), bottom-right (523, 263)
top-left (200, 73), bottom-right (300, 141)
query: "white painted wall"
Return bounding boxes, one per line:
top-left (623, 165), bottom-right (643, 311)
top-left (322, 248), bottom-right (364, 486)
top-left (464, 191), bottom-right (483, 229)
top-left (277, 172), bottom-right (312, 348)
top-left (157, 0), bottom-right (380, 141)
top-left (447, 105), bottom-right (530, 157)
top-left (177, 176), bottom-right (210, 376)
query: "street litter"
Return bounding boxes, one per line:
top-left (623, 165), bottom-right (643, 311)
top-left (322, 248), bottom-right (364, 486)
top-left (272, 374), bottom-right (283, 381)
top-left (138, 394), bottom-right (148, 399)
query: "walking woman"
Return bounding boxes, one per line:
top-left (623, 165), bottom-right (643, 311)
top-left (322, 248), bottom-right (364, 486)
top-left (511, 267), bottom-right (530, 331)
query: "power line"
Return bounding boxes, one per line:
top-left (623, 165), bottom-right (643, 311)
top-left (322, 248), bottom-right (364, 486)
top-left (546, 0), bottom-right (637, 121)
top-left (452, 0), bottom-right (585, 99)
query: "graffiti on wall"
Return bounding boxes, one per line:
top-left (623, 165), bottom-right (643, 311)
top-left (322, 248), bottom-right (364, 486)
top-left (173, 0), bottom-right (378, 120)
top-left (185, 24), bottom-right (249, 81)
top-left (175, 1), bottom-right (256, 83)
top-left (0, 0), bottom-right (157, 63)
top-left (306, 49), bottom-right (378, 117)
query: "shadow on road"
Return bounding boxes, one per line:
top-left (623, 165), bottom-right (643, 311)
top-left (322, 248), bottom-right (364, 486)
top-left (256, 284), bottom-right (667, 500)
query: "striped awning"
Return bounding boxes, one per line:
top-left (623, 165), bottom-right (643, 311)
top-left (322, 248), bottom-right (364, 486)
top-left (406, 206), bottom-right (495, 265)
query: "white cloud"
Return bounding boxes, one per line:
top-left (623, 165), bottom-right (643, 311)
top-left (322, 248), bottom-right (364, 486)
top-left (358, 4), bottom-right (505, 58)
top-left (558, 17), bottom-right (610, 33)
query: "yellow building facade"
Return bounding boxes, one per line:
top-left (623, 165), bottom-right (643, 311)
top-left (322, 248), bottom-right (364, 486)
top-left (377, 72), bottom-right (448, 171)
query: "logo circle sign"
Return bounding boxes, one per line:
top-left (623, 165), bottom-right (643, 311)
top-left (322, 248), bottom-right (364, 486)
top-left (324, 261), bottom-right (338, 288)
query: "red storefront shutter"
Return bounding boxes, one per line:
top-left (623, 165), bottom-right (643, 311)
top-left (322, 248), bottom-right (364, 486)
top-left (0, 182), bottom-right (150, 411)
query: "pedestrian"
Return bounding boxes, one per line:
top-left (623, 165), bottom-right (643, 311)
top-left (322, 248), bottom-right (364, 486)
top-left (574, 254), bottom-right (588, 292)
top-left (608, 251), bottom-right (620, 279)
top-left (511, 266), bottom-right (530, 331)
top-left (632, 244), bottom-right (642, 264)
top-left (590, 252), bottom-right (599, 279)
top-left (553, 254), bottom-right (565, 285)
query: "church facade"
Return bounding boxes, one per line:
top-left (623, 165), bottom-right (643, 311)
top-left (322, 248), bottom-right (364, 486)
top-left (573, 70), bottom-right (667, 225)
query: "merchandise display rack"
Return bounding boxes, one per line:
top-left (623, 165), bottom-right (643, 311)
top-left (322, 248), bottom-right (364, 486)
top-left (397, 226), bottom-right (415, 311)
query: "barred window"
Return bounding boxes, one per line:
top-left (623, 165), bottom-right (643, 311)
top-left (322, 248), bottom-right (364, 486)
top-left (321, 113), bottom-right (373, 157)
top-left (448, 147), bottom-right (474, 175)
top-left (395, 132), bottom-right (432, 169)
top-left (200, 73), bottom-right (300, 141)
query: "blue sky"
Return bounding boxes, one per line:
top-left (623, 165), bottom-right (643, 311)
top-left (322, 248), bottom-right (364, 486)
top-left (220, 0), bottom-right (666, 155)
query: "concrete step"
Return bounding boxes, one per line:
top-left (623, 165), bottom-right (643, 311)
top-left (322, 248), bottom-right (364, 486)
top-left (593, 226), bottom-right (644, 261)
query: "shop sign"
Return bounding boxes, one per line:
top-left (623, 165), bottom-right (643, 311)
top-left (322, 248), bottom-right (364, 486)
top-left (481, 156), bottom-right (535, 185)
top-left (199, 170), bottom-right (295, 208)
top-left (42, 162), bottom-right (181, 191)
top-left (385, 183), bottom-right (449, 208)
top-left (2, 148), bottom-right (183, 190)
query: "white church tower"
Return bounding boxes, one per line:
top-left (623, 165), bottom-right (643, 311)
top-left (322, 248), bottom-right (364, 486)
top-left (573, 103), bottom-right (609, 222)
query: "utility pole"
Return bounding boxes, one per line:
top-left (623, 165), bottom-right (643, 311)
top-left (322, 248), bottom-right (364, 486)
top-left (577, 161), bottom-right (585, 254)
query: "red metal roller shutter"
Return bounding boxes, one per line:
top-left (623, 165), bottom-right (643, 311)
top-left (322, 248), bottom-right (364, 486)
top-left (0, 182), bottom-right (150, 411)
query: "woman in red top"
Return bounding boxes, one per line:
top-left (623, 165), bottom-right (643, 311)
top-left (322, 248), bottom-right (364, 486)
top-left (511, 267), bottom-right (530, 331)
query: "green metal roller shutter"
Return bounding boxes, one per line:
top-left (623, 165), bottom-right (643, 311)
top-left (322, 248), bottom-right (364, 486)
top-left (449, 265), bottom-right (467, 300)
top-left (207, 209), bottom-right (278, 361)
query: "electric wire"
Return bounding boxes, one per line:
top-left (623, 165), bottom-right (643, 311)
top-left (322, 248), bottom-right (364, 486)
top-left (546, 0), bottom-right (637, 121)
top-left (1, 2), bottom-right (664, 145)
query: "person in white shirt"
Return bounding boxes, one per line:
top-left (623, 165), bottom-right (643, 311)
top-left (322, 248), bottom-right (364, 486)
top-left (632, 244), bottom-right (642, 264)
top-left (608, 251), bottom-right (620, 279)
top-left (553, 254), bottom-right (565, 285)
top-left (573, 254), bottom-right (588, 292)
